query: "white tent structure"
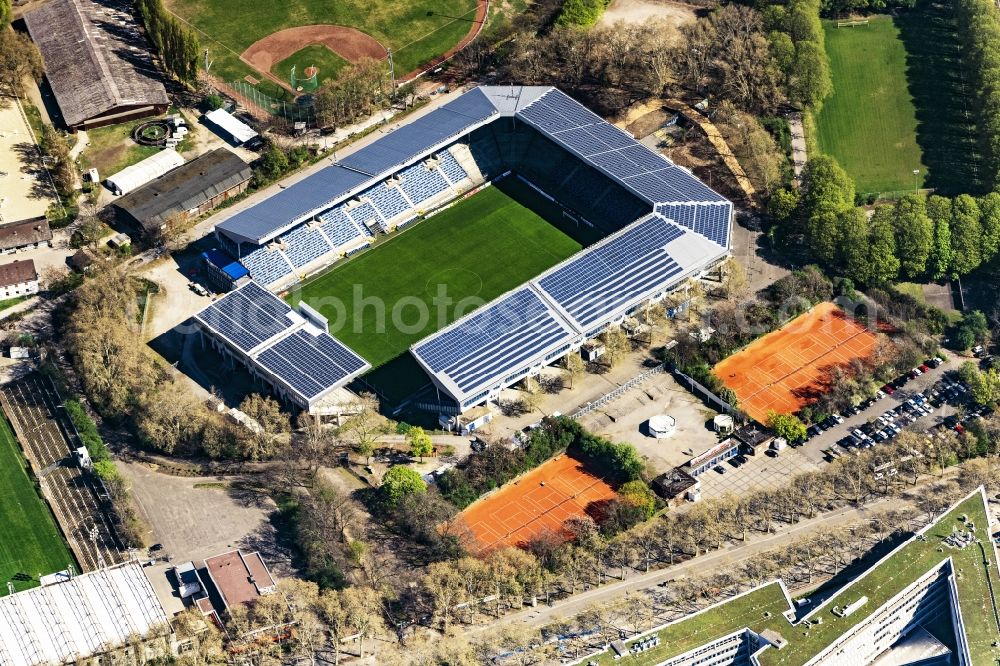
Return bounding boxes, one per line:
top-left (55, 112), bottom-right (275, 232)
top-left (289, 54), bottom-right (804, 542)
top-left (106, 149), bottom-right (184, 196)
top-left (204, 108), bottom-right (258, 145)
top-left (0, 562), bottom-right (172, 666)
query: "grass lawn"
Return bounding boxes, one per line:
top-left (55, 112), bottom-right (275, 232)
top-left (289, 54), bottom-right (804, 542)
top-left (78, 112), bottom-right (194, 178)
top-left (592, 490), bottom-right (1000, 666)
top-left (287, 180), bottom-right (584, 370)
top-left (166, 0), bottom-right (477, 91)
top-left (816, 17), bottom-right (925, 194)
top-left (815, 3), bottom-right (982, 195)
top-left (271, 45), bottom-right (349, 88)
top-left (0, 415), bottom-right (75, 595)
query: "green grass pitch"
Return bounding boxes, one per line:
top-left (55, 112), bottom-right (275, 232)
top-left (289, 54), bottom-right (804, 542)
top-left (166, 0), bottom-right (478, 91)
top-left (272, 45), bottom-right (348, 89)
top-left (815, 3), bottom-right (982, 196)
top-left (0, 415), bottom-right (75, 595)
top-left (815, 17), bottom-right (926, 194)
top-left (287, 181), bottom-right (584, 370)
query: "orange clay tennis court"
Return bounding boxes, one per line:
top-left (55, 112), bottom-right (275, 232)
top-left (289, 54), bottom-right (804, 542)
top-left (458, 454), bottom-right (616, 554)
top-left (713, 302), bottom-right (880, 423)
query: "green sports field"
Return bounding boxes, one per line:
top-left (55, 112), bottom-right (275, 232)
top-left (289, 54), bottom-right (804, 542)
top-left (815, 3), bottom-right (982, 195)
top-left (272, 45), bottom-right (348, 89)
top-left (288, 180), bottom-right (588, 373)
top-left (166, 0), bottom-right (478, 95)
top-left (0, 415), bottom-right (75, 595)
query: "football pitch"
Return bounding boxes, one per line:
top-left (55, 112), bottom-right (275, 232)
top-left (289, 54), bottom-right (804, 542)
top-left (0, 414), bottom-right (74, 595)
top-left (815, 3), bottom-right (982, 195)
top-left (287, 179), bottom-right (589, 371)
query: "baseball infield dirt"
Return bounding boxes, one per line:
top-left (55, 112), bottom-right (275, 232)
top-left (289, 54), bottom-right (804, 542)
top-left (241, 25), bottom-right (386, 74)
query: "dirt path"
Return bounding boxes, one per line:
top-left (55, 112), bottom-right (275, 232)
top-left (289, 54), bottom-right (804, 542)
top-left (789, 112), bottom-right (807, 186)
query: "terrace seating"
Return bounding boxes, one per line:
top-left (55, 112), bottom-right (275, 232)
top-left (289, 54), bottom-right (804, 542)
top-left (345, 201), bottom-right (384, 232)
top-left (397, 162), bottom-right (450, 205)
top-left (320, 206), bottom-right (372, 249)
top-left (241, 244), bottom-right (294, 286)
top-left (365, 182), bottom-right (411, 222)
top-left (436, 149), bottom-right (469, 185)
top-left (280, 223), bottom-right (334, 269)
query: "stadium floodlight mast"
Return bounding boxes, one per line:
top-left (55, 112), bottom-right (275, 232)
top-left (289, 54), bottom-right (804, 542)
top-left (913, 169), bottom-right (920, 193)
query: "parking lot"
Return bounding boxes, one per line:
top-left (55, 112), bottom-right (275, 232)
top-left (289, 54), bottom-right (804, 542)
top-left (696, 445), bottom-right (821, 499)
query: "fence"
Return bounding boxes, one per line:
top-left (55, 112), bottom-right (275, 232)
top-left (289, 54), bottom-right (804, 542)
top-left (856, 187), bottom-right (934, 203)
top-left (673, 368), bottom-right (745, 420)
top-left (226, 80), bottom-right (316, 125)
top-left (571, 363), bottom-right (666, 420)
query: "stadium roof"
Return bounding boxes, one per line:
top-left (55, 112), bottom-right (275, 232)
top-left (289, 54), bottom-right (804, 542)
top-left (0, 562), bottom-right (170, 666)
top-left (583, 487), bottom-right (1000, 666)
top-left (22, 0), bottom-right (168, 129)
top-left (215, 89), bottom-right (500, 244)
top-left (193, 282), bottom-right (370, 405)
top-left (215, 86), bottom-right (730, 249)
top-left (412, 213), bottom-right (725, 406)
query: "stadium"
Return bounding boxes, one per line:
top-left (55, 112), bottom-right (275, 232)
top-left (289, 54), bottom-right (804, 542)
top-left (197, 86), bottom-right (732, 418)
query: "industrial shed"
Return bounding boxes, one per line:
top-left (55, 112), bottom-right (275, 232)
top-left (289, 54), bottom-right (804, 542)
top-left (23, 0), bottom-right (169, 131)
top-left (112, 149), bottom-right (252, 235)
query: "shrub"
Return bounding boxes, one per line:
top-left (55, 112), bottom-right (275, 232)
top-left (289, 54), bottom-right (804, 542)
top-left (381, 466), bottom-right (426, 508)
top-left (555, 0), bottom-right (610, 26)
top-left (64, 399), bottom-right (111, 462)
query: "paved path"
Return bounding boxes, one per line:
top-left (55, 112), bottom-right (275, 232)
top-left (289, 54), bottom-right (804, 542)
top-left (788, 112), bottom-right (807, 186)
top-left (470, 496), bottom-right (903, 633)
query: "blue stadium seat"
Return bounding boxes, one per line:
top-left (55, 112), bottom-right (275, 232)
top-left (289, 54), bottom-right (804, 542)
top-left (320, 205), bottom-right (372, 249)
top-left (397, 162), bottom-right (450, 205)
top-left (365, 182), bottom-right (411, 221)
top-left (437, 150), bottom-right (468, 184)
top-left (241, 246), bottom-right (294, 286)
top-left (344, 201), bottom-right (384, 232)
top-left (280, 224), bottom-right (334, 269)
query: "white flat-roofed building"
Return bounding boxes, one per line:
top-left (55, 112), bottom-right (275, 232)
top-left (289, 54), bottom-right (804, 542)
top-left (0, 562), bottom-right (173, 666)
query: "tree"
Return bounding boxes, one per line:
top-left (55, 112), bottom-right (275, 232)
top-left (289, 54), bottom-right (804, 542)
top-left (407, 425), bottom-right (433, 461)
top-left (381, 465), bottom-right (426, 508)
top-left (564, 352), bottom-right (586, 388)
top-left (893, 193), bottom-right (933, 278)
top-left (601, 326), bottom-right (631, 367)
top-left (980, 191), bottom-right (1000, 264)
top-left (136, 381), bottom-right (204, 454)
top-left (837, 207), bottom-right (870, 283)
top-left (618, 480), bottom-right (656, 520)
top-left (954, 311), bottom-right (990, 350)
top-left (866, 205), bottom-right (900, 283)
top-left (950, 194), bottom-right (983, 276)
top-left (767, 410), bottom-right (808, 442)
top-left (338, 393), bottom-right (393, 465)
top-left (789, 40), bottom-right (833, 109)
top-left (800, 156), bottom-right (854, 264)
top-left (236, 393), bottom-right (290, 460)
top-left (257, 144), bottom-right (290, 182)
top-left (0, 29), bottom-right (43, 98)
top-left (927, 196), bottom-right (953, 281)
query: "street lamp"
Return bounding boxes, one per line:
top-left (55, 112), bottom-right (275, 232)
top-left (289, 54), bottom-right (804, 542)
top-left (913, 169), bottom-right (920, 193)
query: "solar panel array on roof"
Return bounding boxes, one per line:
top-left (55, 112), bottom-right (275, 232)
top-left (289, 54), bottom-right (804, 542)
top-left (536, 215), bottom-right (685, 329)
top-left (338, 89), bottom-right (498, 175)
top-left (657, 202), bottom-right (732, 248)
top-left (515, 89), bottom-right (728, 217)
top-left (216, 166), bottom-right (371, 243)
top-left (194, 282), bottom-right (294, 353)
top-left (216, 90), bottom-right (498, 245)
top-left (413, 287), bottom-right (574, 395)
top-left (257, 330), bottom-right (369, 400)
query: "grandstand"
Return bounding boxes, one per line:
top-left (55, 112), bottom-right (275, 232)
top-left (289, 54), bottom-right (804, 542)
top-left (206, 86), bottom-right (731, 414)
top-left (192, 282), bottom-right (370, 416)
